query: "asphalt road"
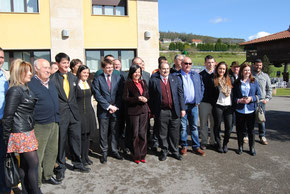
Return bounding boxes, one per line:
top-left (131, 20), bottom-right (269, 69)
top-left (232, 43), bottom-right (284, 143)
top-left (42, 96), bottom-right (290, 194)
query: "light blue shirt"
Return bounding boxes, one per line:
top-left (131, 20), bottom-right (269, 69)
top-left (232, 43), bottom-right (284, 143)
top-left (181, 70), bottom-right (195, 104)
top-left (236, 80), bottom-right (254, 114)
top-left (0, 70), bottom-right (9, 119)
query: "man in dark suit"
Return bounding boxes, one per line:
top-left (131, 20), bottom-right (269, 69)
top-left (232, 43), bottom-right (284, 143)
top-left (149, 62), bottom-right (185, 161)
top-left (92, 59), bottom-right (124, 163)
top-left (51, 53), bottom-right (90, 181)
top-left (132, 57), bottom-right (150, 86)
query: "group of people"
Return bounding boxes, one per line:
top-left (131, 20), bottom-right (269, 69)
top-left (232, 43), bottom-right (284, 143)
top-left (0, 46), bottom-right (272, 193)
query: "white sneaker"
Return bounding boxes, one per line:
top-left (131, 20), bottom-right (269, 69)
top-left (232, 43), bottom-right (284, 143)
top-left (260, 137), bottom-right (268, 145)
top-left (243, 137), bottom-right (248, 144)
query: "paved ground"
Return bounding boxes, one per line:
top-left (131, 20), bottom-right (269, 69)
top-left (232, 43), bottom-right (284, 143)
top-left (41, 96), bottom-right (290, 194)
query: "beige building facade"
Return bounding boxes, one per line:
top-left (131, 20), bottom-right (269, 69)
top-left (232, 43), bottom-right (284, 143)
top-left (0, 0), bottom-right (159, 73)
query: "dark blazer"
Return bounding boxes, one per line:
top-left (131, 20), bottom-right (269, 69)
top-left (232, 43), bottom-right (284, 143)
top-left (173, 70), bottom-right (204, 105)
top-left (123, 79), bottom-right (149, 116)
top-left (50, 71), bottom-right (80, 120)
top-left (142, 70), bottom-right (150, 86)
top-left (149, 74), bottom-right (185, 118)
top-left (233, 79), bottom-right (261, 112)
top-left (92, 73), bottom-right (123, 119)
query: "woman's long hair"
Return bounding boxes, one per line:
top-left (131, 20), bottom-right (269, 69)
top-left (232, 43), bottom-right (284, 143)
top-left (213, 61), bottom-right (232, 87)
top-left (237, 63), bottom-right (255, 84)
top-left (127, 64), bottom-right (142, 81)
top-left (9, 59), bottom-right (33, 87)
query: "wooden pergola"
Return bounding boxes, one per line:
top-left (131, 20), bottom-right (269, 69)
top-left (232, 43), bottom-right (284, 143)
top-left (240, 26), bottom-right (290, 82)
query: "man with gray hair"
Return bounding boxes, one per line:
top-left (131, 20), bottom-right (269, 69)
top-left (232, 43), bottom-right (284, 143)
top-left (28, 59), bottom-right (61, 186)
top-left (170, 54), bottom-right (184, 73)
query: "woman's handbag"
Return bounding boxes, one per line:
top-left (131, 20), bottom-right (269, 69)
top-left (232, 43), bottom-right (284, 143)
top-left (255, 95), bottom-right (266, 123)
top-left (4, 153), bottom-right (21, 188)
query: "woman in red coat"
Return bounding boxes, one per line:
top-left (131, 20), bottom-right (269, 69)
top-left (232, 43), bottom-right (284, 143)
top-left (123, 64), bottom-right (149, 164)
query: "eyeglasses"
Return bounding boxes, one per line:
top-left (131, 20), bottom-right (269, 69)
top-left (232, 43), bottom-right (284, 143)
top-left (184, 62), bottom-right (192, 65)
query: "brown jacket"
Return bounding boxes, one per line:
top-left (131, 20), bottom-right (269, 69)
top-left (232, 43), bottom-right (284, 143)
top-left (123, 79), bottom-right (149, 116)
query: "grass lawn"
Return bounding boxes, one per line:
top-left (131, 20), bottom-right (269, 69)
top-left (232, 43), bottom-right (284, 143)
top-left (274, 88), bottom-right (290, 96)
top-left (160, 51), bottom-right (285, 79)
top-left (160, 51), bottom-right (246, 66)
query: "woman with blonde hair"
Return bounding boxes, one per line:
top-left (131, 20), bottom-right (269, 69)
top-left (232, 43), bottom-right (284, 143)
top-left (3, 59), bottom-right (41, 193)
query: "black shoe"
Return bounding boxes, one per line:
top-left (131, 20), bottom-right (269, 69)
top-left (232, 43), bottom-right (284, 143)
top-left (237, 146), bottom-right (243, 155)
top-left (151, 146), bottom-right (158, 152)
top-left (55, 171), bottom-right (65, 182)
top-left (86, 158), bottom-right (93, 165)
top-left (250, 147), bottom-right (256, 156)
top-left (172, 154), bottom-right (182, 160)
top-left (200, 144), bottom-right (207, 150)
top-left (43, 176), bottom-right (62, 185)
top-left (112, 152), bottom-right (123, 160)
top-left (217, 146), bottom-right (224, 153)
top-left (100, 154), bottom-right (107, 164)
top-left (223, 145), bottom-right (228, 153)
top-left (123, 148), bottom-right (131, 155)
top-left (73, 165), bottom-right (91, 173)
top-left (159, 153), bottom-right (167, 161)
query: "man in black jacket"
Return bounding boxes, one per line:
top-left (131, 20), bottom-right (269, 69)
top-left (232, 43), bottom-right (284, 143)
top-left (149, 62), bottom-right (185, 161)
top-left (199, 55), bottom-right (216, 149)
top-left (229, 61), bottom-right (240, 85)
top-left (51, 53), bottom-right (90, 181)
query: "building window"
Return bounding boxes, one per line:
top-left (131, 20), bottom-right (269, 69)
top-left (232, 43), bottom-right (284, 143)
top-left (0, 0), bottom-right (39, 13)
top-left (3, 50), bottom-right (50, 70)
top-left (92, 0), bottom-right (127, 16)
top-left (85, 49), bottom-right (135, 72)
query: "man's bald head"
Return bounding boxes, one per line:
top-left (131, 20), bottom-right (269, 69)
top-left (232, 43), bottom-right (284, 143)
top-left (34, 59), bottom-right (51, 81)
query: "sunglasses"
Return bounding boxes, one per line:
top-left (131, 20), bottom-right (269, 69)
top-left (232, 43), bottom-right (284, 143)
top-left (184, 62), bottom-right (192, 65)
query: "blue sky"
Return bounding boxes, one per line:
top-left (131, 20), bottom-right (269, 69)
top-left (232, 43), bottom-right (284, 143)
top-left (158, 0), bottom-right (290, 41)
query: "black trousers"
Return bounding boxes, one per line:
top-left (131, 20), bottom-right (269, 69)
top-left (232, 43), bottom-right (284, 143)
top-left (98, 116), bottom-right (119, 154)
top-left (128, 113), bottom-right (148, 161)
top-left (157, 109), bottom-right (180, 155)
top-left (81, 132), bottom-right (90, 163)
top-left (57, 111), bottom-right (82, 172)
top-left (235, 111), bottom-right (256, 148)
top-left (212, 105), bottom-right (233, 146)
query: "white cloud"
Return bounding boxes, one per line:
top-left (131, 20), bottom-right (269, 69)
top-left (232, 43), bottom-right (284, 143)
top-left (248, 31), bottom-right (271, 41)
top-left (210, 17), bottom-right (228, 24)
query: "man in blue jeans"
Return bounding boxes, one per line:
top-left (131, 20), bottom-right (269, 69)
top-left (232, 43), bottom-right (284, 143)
top-left (252, 59), bottom-right (272, 145)
top-left (0, 47), bottom-right (10, 193)
top-left (174, 57), bottom-right (205, 156)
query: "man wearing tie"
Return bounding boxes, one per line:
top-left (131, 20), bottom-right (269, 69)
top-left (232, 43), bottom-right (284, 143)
top-left (92, 59), bottom-right (124, 164)
top-left (149, 62), bottom-right (185, 161)
top-left (51, 53), bottom-right (90, 182)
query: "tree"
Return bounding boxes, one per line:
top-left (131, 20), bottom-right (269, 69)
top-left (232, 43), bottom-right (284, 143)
top-left (262, 55), bottom-right (273, 76)
top-left (169, 42), bottom-right (176, 50)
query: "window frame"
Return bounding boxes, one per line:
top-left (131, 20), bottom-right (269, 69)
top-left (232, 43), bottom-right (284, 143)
top-left (3, 49), bottom-right (51, 70)
top-left (91, 0), bottom-right (128, 16)
top-left (0, 0), bottom-right (39, 13)
top-left (85, 49), bottom-right (136, 72)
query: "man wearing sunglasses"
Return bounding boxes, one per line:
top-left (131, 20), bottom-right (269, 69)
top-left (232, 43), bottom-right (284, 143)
top-left (174, 57), bottom-right (205, 156)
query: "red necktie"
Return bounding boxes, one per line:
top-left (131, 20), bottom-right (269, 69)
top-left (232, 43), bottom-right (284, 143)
top-left (164, 77), bottom-right (167, 85)
top-left (107, 75), bottom-right (111, 92)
